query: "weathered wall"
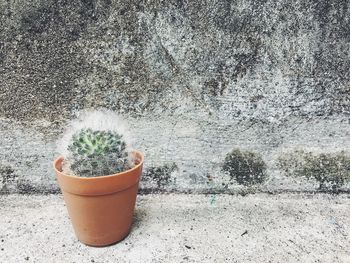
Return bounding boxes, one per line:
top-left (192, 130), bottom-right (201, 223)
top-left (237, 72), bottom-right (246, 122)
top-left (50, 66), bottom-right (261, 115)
top-left (0, 0), bottom-right (349, 194)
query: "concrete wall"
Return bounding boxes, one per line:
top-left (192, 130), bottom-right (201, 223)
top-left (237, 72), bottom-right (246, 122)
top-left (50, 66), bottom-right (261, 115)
top-left (1, 0), bottom-right (349, 194)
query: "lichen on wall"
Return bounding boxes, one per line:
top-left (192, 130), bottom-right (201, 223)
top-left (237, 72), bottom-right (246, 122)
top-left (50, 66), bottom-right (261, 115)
top-left (222, 149), bottom-right (267, 186)
top-left (279, 151), bottom-right (350, 193)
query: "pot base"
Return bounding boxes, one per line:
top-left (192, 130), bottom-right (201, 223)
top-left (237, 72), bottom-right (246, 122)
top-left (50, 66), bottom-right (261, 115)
top-left (79, 230), bottom-right (131, 247)
top-left (62, 183), bottom-right (138, 247)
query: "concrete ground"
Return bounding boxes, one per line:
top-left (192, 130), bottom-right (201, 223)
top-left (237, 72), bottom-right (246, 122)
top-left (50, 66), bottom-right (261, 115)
top-left (0, 194), bottom-right (349, 263)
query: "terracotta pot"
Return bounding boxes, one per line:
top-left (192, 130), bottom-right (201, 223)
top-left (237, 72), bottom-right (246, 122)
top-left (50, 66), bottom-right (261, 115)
top-left (53, 151), bottom-right (144, 247)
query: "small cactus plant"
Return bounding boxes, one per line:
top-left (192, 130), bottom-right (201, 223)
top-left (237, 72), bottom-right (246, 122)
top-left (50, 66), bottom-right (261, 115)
top-left (63, 128), bottom-right (134, 177)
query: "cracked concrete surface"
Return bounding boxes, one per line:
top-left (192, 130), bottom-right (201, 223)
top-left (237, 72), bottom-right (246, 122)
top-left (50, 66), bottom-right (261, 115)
top-left (1, 193), bottom-right (349, 262)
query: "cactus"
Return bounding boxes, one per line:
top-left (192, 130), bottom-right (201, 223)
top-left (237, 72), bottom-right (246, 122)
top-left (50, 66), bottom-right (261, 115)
top-left (64, 128), bottom-right (133, 177)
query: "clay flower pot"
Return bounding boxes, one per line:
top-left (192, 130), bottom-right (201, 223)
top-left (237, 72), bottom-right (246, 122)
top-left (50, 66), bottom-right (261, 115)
top-left (53, 151), bottom-right (144, 247)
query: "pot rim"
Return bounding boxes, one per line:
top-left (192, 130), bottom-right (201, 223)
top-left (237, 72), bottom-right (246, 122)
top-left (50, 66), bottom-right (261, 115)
top-left (53, 150), bottom-right (144, 180)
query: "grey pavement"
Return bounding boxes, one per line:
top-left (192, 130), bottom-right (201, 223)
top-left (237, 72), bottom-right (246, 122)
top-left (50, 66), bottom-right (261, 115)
top-left (1, 194), bottom-right (349, 263)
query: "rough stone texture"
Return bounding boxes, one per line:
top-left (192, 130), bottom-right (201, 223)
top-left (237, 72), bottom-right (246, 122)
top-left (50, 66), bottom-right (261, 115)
top-left (0, 0), bottom-right (349, 193)
top-left (1, 194), bottom-right (350, 262)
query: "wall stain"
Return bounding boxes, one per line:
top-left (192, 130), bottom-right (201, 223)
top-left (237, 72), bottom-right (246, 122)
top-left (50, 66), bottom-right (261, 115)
top-left (222, 149), bottom-right (267, 186)
top-left (16, 179), bottom-right (60, 195)
top-left (0, 0), bottom-right (107, 122)
top-left (0, 164), bottom-right (18, 194)
top-left (204, 78), bottom-right (228, 97)
top-left (278, 150), bottom-right (350, 193)
top-left (142, 163), bottom-right (178, 190)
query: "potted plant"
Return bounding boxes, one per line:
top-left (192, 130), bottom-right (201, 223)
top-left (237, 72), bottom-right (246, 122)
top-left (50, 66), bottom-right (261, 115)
top-left (53, 110), bottom-right (144, 247)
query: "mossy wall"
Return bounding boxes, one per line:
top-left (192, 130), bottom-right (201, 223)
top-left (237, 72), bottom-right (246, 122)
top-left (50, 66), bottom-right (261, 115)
top-left (1, 0), bottom-right (349, 193)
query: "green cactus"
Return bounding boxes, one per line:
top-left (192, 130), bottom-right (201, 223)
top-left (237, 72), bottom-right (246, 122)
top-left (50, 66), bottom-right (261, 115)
top-left (66, 128), bottom-right (132, 177)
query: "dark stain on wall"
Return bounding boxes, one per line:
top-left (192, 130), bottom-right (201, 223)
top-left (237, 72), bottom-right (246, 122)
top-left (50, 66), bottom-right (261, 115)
top-left (204, 78), bottom-right (226, 97)
top-left (142, 163), bottom-right (178, 190)
top-left (307, 0), bottom-right (350, 117)
top-left (0, 0), bottom-right (104, 121)
top-left (279, 151), bottom-right (350, 193)
top-left (16, 179), bottom-right (60, 194)
top-left (0, 164), bottom-right (17, 194)
top-left (222, 149), bottom-right (267, 186)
